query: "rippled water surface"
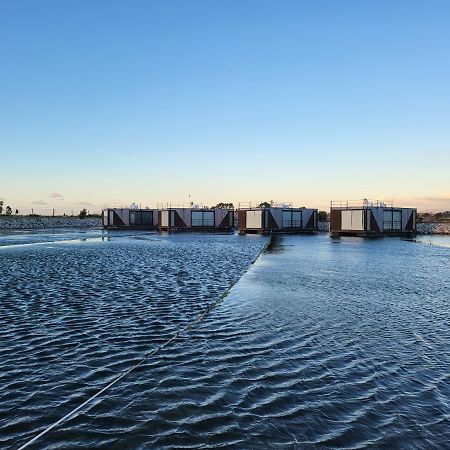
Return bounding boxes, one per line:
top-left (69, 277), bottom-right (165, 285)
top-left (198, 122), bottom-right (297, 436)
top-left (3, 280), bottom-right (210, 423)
top-left (0, 232), bottom-right (449, 449)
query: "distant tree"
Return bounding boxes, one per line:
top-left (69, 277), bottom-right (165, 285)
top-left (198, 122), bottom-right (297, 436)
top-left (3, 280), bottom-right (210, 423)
top-left (212, 202), bottom-right (234, 209)
top-left (5, 206), bottom-right (12, 215)
top-left (257, 201), bottom-right (271, 208)
top-left (318, 210), bottom-right (328, 221)
top-left (0, 200), bottom-right (3, 214)
top-left (78, 208), bottom-right (87, 219)
top-left (15, 209), bottom-right (19, 215)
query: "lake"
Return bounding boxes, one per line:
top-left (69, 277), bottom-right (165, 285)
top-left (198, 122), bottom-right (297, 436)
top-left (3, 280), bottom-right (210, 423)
top-left (0, 230), bottom-right (449, 449)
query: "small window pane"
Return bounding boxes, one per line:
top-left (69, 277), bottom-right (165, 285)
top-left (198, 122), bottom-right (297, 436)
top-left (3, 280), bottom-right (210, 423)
top-left (383, 210), bottom-right (392, 230)
top-left (141, 211), bottom-right (153, 225)
top-left (292, 211), bottom-right (302, 228)
top-left (203, 211), bottom-right (214, 227)
top-left (192, 211), bottom-right (203, 226)
top-left (282, 210), bottom-right (292, 228)
top-left (392, 210), bottom-right (401, 230)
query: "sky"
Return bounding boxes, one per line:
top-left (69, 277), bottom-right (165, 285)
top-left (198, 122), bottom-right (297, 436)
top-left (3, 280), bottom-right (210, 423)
top-left (1, 0), bottom-right (449, 214)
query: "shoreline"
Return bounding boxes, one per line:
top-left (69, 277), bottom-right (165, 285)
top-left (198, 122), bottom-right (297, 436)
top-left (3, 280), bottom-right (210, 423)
top-left (0, 216), bottom-right (102, 230)
top-left (0, 217), bottom-right (448, 235)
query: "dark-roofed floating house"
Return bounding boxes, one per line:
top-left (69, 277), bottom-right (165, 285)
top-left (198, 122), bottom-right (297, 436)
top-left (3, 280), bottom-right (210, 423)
top-left (237, 205), bottom-right (318, 234)
top-left (329, 200), bottom-right (416, 238)
top-left (158, 207), bottom-right (234, 232)
top-left (103, 207), bottom-right (159, 229)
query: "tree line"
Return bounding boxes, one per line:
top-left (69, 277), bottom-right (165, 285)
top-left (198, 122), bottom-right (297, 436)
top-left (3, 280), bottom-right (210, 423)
top-left (0, 201), bottom-right (18, 215)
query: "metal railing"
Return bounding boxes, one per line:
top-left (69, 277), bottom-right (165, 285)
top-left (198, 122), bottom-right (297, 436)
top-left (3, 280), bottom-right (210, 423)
top-left (102, 203), bottom-right (140, 210)
top-left (237, 201), bottom-right (307, 209)
top-left (157, 203), bottom-right (207, 210)
top-left (330, 199), bottom-right (394, 208)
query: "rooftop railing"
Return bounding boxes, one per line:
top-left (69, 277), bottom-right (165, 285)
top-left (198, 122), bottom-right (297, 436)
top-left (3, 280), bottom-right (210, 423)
top-left (101, 203), bottom-right (154, 210)
top-left (330, 199), bottom-right (394, 208)
top-left (237, 201), bottom-right (310, 209)
top-left (157, 203), bottom-right (208, 210)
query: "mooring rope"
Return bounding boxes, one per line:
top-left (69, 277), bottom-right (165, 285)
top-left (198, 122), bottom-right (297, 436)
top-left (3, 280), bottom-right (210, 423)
top-left (17, 235), bottom-right (272, 450)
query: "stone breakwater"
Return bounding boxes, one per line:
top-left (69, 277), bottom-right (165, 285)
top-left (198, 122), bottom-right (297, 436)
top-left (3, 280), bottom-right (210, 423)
top-left (318, 221), bottom-right (329, 232)
top-left (0, 216), bottom-right (102, 230)
top-left (317, 221), bottom-right (449, 235)
top-left (416, 222), bottom-right (450, 235)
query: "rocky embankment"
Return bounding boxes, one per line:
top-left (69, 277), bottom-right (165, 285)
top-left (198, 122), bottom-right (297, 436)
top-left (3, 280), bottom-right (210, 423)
top-left (318, 221), bottom-right (329, 232)
top-left (0, 216), bottom-right (102, 230)
top-left (416, 222), bottom-right (450, 235)
top-left (317, 221), bottom-right (449, 235)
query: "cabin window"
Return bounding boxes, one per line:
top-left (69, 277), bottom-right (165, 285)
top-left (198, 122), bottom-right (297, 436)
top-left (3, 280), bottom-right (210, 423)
top-left (246, 210), bottom-right (262, 228)
top-left (282, 210), bottom-right (302, 228)
top-left (191, 210), bottom-right (214, 227)
top-left (383, 210), bottom-right (402, 230)
top-left (130, 210), bottom-right (153, 226)
top-left (341, 210), bottom-right (364, 230)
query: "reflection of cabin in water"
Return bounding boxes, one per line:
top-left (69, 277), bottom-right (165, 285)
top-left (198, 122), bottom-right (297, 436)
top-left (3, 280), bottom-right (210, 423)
top-left (237, 203), bottom-right (318, 234)
top-left (103, 207), bottom-right (158, 229)
top-left (329, 200), bottom-right (416, 237)
top-left (158, 206), bottom-right (234, 232)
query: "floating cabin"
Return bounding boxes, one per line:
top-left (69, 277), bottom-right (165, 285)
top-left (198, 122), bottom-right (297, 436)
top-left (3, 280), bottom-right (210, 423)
top-left (237, 205), bottom-right (318, 234)
top-left (329, 201), bottom-right (417, 237)
top-left (103, 207), bottom-right (158, 230)
top-left (158, 207), bottom-right (234, 232)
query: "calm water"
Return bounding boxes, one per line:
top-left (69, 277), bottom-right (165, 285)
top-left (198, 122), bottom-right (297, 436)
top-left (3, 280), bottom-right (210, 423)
top-left (0, 231), bottom-right (449, 449)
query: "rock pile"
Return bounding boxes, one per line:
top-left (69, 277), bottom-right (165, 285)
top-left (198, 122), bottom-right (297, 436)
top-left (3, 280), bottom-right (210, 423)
top-left (0, 216), bottom-right (102, 230)
top-left (317, 221), bottom-right (449, 235)
top-left (416, 222), bottom-right (450, 235)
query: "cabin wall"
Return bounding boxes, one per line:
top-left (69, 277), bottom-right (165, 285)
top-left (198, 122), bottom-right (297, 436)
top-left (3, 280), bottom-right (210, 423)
top-left (104, 208), bottom-right (158, 228)
top-left (341, 209), bottom-right (364, 231)
top-left (369, 207), bottom-right (384, 232)
top-left (239, 208), bottom-right (317, 232)
top-left (268, 208), bottom-right (282, 229)
top-left (159, 208), bottom-right (234, 230)
top-left (214, 209), bottom-right (233, 227)
top-left (330, 206), bottom-right (417, 236)
top-left (246, 210), bottom-right (263, 229)
top-left (329, 209), bottom-right (341, 231)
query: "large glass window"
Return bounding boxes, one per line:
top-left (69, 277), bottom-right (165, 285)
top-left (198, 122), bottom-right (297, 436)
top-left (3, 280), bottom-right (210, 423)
top-left (130, 210), bottom-right (153, 226)
top-left (282, 210), bottom-right (302, 228)
top-left (191, 210), bottom-right (214, 227)
top-left (246, 210), bottom-right (262, 228)
top-left (383, 209), bottom-right (402, 230)
top-left (292, 211), bottom-right (302, 228)
top-left (341, 210), bottom-right (364, 230)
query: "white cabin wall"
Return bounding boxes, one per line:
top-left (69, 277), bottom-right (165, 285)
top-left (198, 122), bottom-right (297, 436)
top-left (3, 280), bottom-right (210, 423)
top-left (161, 210), bottom-right (169, 227)
top-left (246, 210), bottom-right (262, 228)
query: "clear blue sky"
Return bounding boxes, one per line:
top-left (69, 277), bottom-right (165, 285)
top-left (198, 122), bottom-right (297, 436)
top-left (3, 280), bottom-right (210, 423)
top-left (1, 0), bottom-right (449, 213)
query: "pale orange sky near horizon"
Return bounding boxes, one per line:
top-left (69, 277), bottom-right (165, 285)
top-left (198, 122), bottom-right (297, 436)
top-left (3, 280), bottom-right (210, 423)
top-left (2, 190), bottom-right (449, 215)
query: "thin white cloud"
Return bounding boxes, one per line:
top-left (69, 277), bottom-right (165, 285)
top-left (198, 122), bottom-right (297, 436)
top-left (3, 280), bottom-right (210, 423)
top-left (78, 201), bottom-right (95, 206)
top-left (49, 192), bottom-right (64, 200)
top-left (31, 200), bottom-right (48, 205)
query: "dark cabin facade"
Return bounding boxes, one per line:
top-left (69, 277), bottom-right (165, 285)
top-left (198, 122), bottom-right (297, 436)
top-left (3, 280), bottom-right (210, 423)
top-left (158, 208), bottom-right (234, 232)
top-left (237, 207), bottom-right (318, 234)
top-left (102, 208), bottom-right (159, 229)
top-left (329, 201), bottom-right (416, 237)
